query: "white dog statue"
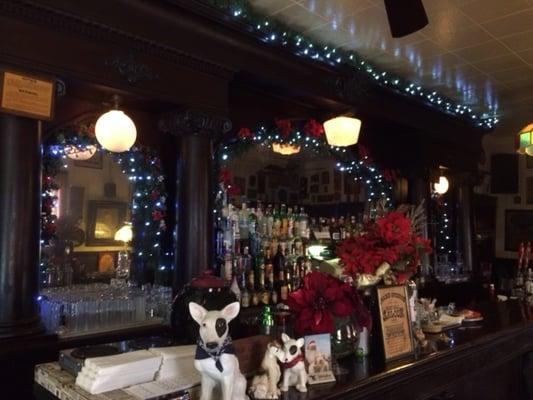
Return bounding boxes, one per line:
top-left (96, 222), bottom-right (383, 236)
top-left (249, 341), bottom-right (284, 399)
top-left (279, 333), bottom-right (307, 393)
top-left (189, 301), bottom-right (248, 400)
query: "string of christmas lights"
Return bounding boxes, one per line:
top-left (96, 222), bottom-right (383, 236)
top-left (204, 0), bottom-right (498, 130)
top-left (215, 119), bottom-right (394, 206)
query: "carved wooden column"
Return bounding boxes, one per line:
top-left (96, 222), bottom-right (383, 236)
top-left (159, 110), bottom-right (231, 290)
top-left (0, 113), bottom-right (44, 339)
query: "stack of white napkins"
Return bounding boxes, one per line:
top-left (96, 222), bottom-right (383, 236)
top-left (148, 345), bottom-right (201, 385)
top-left (75, 350), bottom-right (161, 394)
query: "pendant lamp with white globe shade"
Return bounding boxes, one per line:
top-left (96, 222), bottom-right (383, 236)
top-left (323, 116), bottom-right (361, 147)
top-left (95, 96), bottom-right (137, 153)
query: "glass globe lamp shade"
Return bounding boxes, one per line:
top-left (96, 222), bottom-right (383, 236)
top-left (95, 110), bottom-right (137, 153)
top-left (433, 176), bottom-right (449, 195)
top-left (272, 143), bottom-right (301, 155)
top-left (323, 116), bottom-right (361, 147)
top-left (114, 224), bottom-right (133, 243)
top-left (64, 144), bottom-right (97, 161)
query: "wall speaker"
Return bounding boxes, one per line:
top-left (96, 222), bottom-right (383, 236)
top-left (384, 0), bottom-right (428, 38)
top-left (491, 153), bottom-right (518, 194)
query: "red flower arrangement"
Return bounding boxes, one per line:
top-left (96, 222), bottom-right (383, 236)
top-left (285, 271), bottom-right (371, 336)
top-left (337, 211), bottom-right (432, 284)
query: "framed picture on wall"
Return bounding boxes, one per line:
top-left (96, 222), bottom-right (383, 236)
top-left (504, 210), bottom-right (533, 251)
top-left (86, 200), bottom-right (127, 246)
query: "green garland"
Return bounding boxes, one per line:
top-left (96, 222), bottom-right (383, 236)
top-left (203, 0), bottom-right (497, 130)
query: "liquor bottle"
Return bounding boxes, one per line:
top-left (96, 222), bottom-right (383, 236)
top-left (339, 216), bottom-right (346, 240)
top-left (280, 267), bottom-right (289, 302)
top-left (241, 287), bottom-right (250, 308)
top-left (292, 206), bottom-right (299, 238)
top-left (273, 206), bottom-right (281, 238)
top-left (239, 203), bottom-right (250, 243)
top-left (271, 289), bottom-right (278, 305)
top-left (280, 204), bottom-right (288, 238)
top-left (273, 244), bottom-right (286, 282)
top-left (298, 207), bottom-right (309, 239)
top-left (223, 246), bottom-right (233, 285)
top-left (230, 275), bottom-right (241, 302)
top-left (330, 217), bottom-right (341, 241)
top-left (264, 248), bottom-right (274, 290)
top-left (287, 207), bottom-right (294, 239)
top-left (266, 204), bottom-right (274, 238)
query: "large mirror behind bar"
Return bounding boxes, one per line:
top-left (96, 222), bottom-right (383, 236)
top-left (215, 144), bottom-right (382, 300)
top-left (39, 118), bottom-right (172, 337)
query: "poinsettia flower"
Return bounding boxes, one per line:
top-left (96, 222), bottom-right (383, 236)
top-left (303, 119), bottom-right (325, 138)
top-left (285, 272), bottom-right (353, 335)
top-left (275, 119), bottom-right (292, 138)
top-left (376, 212), bottom-right (412, 245)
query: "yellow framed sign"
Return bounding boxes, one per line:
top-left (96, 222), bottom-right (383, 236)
top-left (0, 70), bottom-right (55, 120)
top-left (376, 285), bottom-right (414, 362)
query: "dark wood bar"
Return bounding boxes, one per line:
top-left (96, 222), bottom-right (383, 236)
top-left (0, 0), bottom-right (532, 399)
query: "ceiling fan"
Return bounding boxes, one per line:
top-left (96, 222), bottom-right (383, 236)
top-left (384, 0), bottom-right (428, 38)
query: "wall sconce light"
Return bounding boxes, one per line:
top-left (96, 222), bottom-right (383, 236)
top-left (95, 96), bottom-right (137, 153)
top-left (63, 144), bottom-right (97, 161)
top-left (323, 116), bottom-right (361, 147)
top-left (433, 171), bottom-right (449, 195)
top-left (272, 142), bottom-right (301, 155)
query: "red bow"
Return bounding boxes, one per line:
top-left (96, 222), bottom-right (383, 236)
top-left (237, 127), bottom-right (252, 139)
top-left (303, 119), bottom-right (325, 138)
top-left (282, 354), bottom-right (304, 370)
top-left (275, 119), bottom-right (292, 138)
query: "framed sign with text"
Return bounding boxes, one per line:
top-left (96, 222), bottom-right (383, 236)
top-left (376, 285), bottom-right (414, 362)
top-left (0, 70), bottom-right (55, 120)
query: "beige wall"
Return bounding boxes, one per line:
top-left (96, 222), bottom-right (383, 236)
top-left (59, 153), bottom-right (132, 252)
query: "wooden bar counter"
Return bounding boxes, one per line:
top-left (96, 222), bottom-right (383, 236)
top-left (33, 299), bottom-right (533, 400)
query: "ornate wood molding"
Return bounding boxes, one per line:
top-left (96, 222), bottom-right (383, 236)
top-left (0, 0), bottom-right (236, 81)
top-left (105, 53), bottom-right (159, 85)
top-left (159, 109), bottom-right (232, 138)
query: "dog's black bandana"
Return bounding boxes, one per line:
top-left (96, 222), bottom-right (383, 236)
top-left (195, 337), bottom-right (236, 373)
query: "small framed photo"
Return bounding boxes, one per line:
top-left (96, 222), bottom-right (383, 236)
top-left (375, 285), bottom-right (414, 362)
top-left (86, 200), bottom-right (128, 246)
top-left (98, 252), bottom-right (116, 274)
top-left (304, 334), bottom-right (336, 385)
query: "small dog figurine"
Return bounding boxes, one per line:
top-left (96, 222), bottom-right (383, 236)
top-left (249, 341), bottom-right (284, 399)
top-left (279, 333), bottom-right (307, 393)
top-left (189, 301), bottom-right (248, 400)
